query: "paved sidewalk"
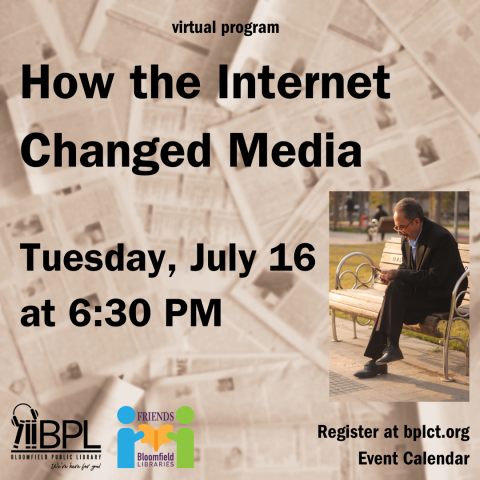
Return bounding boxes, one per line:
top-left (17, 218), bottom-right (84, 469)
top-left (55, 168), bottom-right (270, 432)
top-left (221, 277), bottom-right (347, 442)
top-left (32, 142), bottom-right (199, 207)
top-left (329, 316), bottom-right (469, 402)
top-left (330, 231), bottom-right (384, 245)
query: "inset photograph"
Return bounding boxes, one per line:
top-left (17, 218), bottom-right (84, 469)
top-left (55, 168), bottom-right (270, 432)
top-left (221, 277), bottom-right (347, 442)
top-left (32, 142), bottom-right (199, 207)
top-left (329, 192), bottom-right (469, 402)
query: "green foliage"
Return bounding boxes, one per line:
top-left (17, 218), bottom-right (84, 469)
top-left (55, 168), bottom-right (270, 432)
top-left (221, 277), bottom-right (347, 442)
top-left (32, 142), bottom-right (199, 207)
top-left (369, 192), bottom-right (385, 208)
top-left (442, 192), bottom-right (455, 212)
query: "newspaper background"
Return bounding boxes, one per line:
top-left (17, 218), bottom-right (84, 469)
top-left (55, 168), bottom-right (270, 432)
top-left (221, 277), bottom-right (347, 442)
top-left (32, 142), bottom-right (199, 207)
top-left (0, 1), bottom-right (478, 479)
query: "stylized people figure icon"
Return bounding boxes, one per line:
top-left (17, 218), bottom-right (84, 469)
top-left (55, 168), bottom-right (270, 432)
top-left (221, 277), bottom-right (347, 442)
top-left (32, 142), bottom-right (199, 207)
top-left (117, 406), bottom-right (144, 468)
top-left (167, 406), bottom-right (194, 468)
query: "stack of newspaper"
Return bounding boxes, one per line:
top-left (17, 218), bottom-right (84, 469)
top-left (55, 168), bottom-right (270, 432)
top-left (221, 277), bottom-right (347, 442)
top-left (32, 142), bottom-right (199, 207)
top-left (1, 1), bottom-right (478, 479)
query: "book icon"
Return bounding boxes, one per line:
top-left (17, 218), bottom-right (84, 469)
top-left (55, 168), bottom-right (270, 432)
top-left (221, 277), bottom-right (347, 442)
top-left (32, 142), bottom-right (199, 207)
top-left (138, 424), bottom-right (174, 452)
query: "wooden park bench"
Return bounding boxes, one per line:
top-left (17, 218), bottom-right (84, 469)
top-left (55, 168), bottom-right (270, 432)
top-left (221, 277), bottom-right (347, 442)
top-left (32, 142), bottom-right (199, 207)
top-left (329, 237), bottom-right (470, 381)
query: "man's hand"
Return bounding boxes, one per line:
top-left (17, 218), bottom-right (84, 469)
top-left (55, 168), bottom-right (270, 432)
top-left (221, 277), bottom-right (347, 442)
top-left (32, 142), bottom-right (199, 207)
top-left (379, 269), bottom-right (398, 284)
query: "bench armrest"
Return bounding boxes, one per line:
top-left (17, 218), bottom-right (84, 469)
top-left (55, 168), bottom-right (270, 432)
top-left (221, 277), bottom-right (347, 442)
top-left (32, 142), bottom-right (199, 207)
top-left (443, 269), bottom-right (470, 380)
top-left (449, 269), bottom-right (470, 319)
top-left (335, 252), bottom-right (377, 290)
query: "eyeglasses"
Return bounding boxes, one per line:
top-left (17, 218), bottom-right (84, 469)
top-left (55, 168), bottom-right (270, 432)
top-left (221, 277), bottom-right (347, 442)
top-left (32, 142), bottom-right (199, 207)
top-left (394, 219), bottom-right (413, 233)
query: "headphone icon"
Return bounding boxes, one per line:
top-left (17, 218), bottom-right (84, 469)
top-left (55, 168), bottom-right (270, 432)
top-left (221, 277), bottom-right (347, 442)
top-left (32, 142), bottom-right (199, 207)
top-left (11, 403), bottom-right (38, 427)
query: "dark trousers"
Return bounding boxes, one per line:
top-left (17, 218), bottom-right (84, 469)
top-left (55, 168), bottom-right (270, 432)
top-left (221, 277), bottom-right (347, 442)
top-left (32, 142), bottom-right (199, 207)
top-left (364, 279), bottom-right (452, 359)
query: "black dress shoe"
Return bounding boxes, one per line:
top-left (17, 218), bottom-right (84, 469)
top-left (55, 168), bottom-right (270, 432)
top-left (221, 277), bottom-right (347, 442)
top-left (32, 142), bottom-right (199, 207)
top-left (353, 359), bottom-right (388, 378)
top-left (375, 345), bottom-right (404, 365)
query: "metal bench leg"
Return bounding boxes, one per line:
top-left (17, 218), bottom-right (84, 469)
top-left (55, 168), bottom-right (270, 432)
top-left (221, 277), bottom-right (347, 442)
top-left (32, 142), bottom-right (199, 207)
top-left (462, 322), bottom-right (469, 376)
top-left (331, 309), bottom-right (340, 342)
top-left (442, 337), bottom-right (469, 381)
top-left (442, 342), bottom-right (452, 382)
top-left (442, 271), bottom-right (470, 381)
top-left (352, 315), bottom-right (357, 339)
top-left (442, 317), bottom-right (453, 382)
top-left (465, 343), bottom-right (469, 376)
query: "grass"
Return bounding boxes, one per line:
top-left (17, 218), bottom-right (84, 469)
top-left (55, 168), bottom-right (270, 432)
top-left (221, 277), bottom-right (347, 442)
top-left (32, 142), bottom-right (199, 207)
top-left (329, 243), bottom-right (384, 291)
top-left (329, 243), bottom-right (469, 353)
top-left (441, 223), bottom-right (469, 229)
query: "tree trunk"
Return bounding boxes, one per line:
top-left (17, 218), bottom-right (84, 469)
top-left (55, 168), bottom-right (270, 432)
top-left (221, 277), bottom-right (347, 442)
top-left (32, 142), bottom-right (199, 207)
top-left (333, 192), bottom-right (339, 231)
top-left (388, 192), bottom-right (395, 214)
top-left (430, 192), bottom-right (443, 223)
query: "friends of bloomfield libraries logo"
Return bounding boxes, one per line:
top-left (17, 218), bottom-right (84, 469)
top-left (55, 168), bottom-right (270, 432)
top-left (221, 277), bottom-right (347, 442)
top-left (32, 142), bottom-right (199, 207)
top-left (10, 403), bottom-right (101, 470)
top-left (117, 405), bottom-right (194, 469)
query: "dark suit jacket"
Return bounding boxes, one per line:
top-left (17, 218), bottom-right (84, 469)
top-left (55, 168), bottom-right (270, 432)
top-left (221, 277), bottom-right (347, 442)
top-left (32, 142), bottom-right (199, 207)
top-left (396, 217), bottom-right (468, 301)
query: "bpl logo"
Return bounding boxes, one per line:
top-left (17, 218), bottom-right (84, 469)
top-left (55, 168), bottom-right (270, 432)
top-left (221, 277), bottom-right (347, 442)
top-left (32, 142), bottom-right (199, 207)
top-left (117, 406), bottom-right (194, 469)
top-left (11, 403), bottom-right (100, 452)
top-left (12, 403), bottom-right (39, 449)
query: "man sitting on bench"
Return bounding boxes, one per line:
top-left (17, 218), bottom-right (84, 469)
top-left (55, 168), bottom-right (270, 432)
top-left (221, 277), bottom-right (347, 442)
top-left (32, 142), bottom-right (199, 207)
top-left (354, 197), bottom-right (467, 378)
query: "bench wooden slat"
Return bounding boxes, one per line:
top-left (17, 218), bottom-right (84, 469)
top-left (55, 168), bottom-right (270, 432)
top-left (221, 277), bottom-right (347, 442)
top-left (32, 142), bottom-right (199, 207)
top-left (381, 252), bottom-right (403, 264)
top-left (330, 292), bottom-right (383, 314)
top-left (330, 301), bottom-right (378, 321)
top-left (379, 261), bottom-right (400, 270)
top-left (380, 253), bottom-right (469, 266)
top-left (383, 246), bottom-right (402, 256)
top-left (333, 288), bottom-right (385, 303)
top-left (403, 316), bottom-right (443, 338)
top-left (382, 241), bottom-right (469, 262)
